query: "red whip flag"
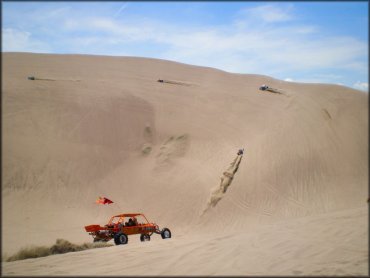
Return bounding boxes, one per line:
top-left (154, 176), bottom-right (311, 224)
top-left (96, 196), bottom-right (114, 205)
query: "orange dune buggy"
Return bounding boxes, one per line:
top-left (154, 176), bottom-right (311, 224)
top-left (84, 213), bottom-right (171, 245)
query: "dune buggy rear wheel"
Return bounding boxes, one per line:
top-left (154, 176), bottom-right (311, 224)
top-left (161, 228), bottom-right (171, 239)
top-left (140, 234), bottom-right (151, 242)
top-left (114, 233), bottom-right (128, 245)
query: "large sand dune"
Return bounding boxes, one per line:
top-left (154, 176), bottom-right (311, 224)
top-left (2, 53), bottom-right (368, 275)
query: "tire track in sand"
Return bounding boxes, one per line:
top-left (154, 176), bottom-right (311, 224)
top-left (201, 151), bottom-right (244, 215)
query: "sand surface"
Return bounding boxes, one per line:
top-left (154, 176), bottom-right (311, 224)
top-left (2, 53), bottom-right (368, 275)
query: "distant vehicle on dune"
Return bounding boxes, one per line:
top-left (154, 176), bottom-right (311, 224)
top-left (259, 84), bottom-right (269, 91)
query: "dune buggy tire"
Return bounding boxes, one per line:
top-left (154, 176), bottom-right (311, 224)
top-left (161, 228), bottom-right (171, 239)
top-left (114, 233), bottom-right (128, 245)
top-left (140, 234), bottom-right (151, 242)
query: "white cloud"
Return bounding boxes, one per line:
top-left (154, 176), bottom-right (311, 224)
top-left (313, 74), bottom-right (342, 80)
top-left (163, 28), bottom-right (366, 78)
top-left (285, 78), bottom-right (293, 82)
top-left (2, 28), bottom-right (51, 53)
top-left (64, 17), bottom-right (158, 43)
top-left (51, 12), bottom-right (367, 81)
top-left (353, 81), bottom-right (368, 91)
top-left (238, 4), bottom-right (295, 23)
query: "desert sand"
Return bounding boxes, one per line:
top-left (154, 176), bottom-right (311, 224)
top-left (2, 52), bottom-right (368, 276)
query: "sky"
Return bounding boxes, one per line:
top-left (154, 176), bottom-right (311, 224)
top-left (2, 1), bottom-right (368, 91)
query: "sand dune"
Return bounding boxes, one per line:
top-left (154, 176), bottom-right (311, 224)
top-left (2, 53), bottom-right (368, 275)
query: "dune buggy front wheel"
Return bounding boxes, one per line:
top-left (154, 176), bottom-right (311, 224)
top-left (114, 233), bottom-right (128, 245)
top-left (161, 228), bottom-right (171, 239)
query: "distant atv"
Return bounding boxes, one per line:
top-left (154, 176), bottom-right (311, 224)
top-left (84, 213), bottom-right (171, 245)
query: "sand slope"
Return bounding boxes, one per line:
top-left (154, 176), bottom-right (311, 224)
top-left (2, 53), bottom-right (368, 275)
top-left (3, 207), bottom-right (366, 276)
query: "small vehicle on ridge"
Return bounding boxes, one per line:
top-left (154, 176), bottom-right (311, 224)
top-left (85, 213), bottom-right (171, 245)
top-left (259, 84), bottom-right (269, 91)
